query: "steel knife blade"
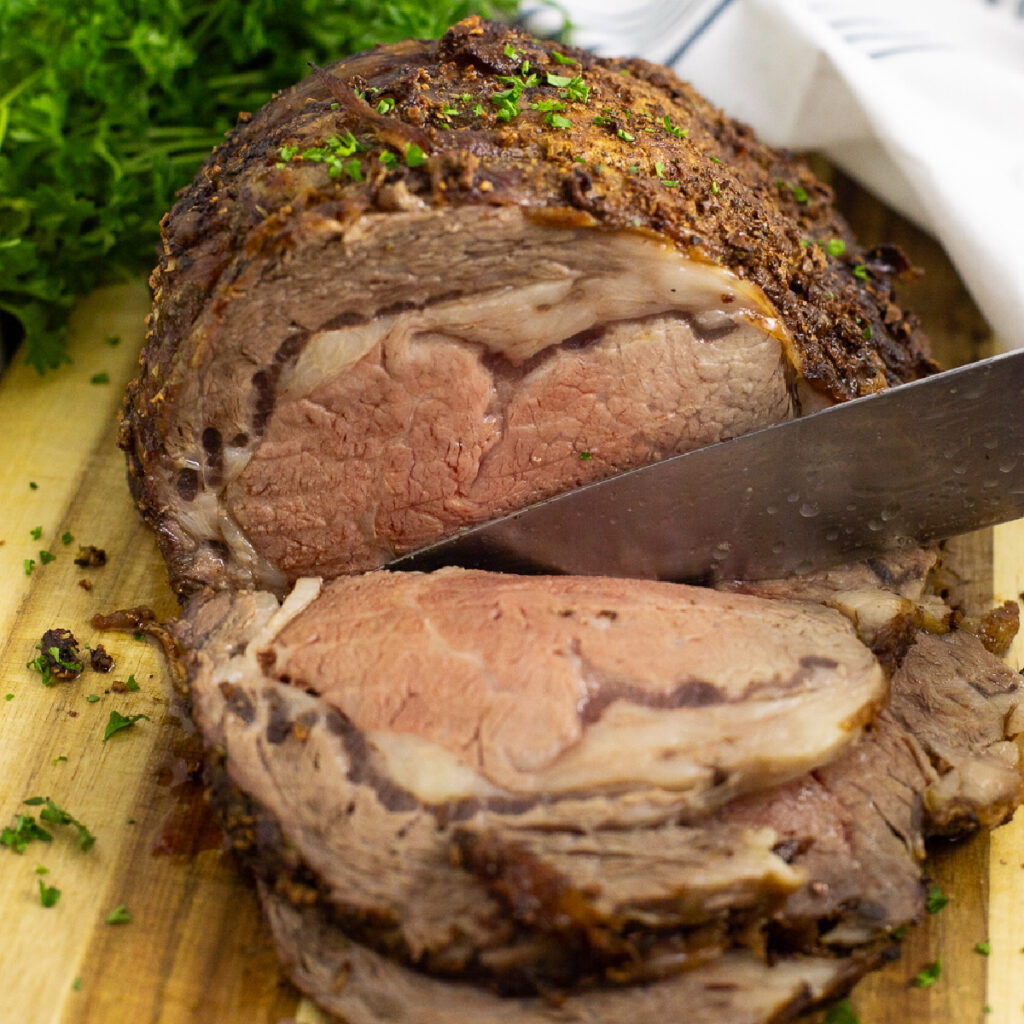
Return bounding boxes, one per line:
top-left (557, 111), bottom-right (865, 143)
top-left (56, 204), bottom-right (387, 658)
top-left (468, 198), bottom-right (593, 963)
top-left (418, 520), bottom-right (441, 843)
top-left (386, 348), bottom-right (1024, 581)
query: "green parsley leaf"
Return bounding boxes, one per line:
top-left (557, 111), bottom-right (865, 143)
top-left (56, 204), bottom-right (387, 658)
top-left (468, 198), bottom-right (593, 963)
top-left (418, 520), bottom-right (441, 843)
top-left (29, 482), bottom-right (38, 490)
top-left (27, 797), bottom-right (95, 851)
top-left (551, 51), bottom-right (578, 65)
top-left (39, 550), bottom-right (56, 564)
top-left (105, 335), bottom-right (120, 347)
top-left (61, 531), bottom-right (73, 545)
top-left (712, 181), bottom-right (720, 195)
top-left (547, 113), bottom-right (572, 130)
top-left (579, 451), bottom-right (592, 460)
top-left (103, 710), bottom-right (151, 741)
top-left (52, 755), bottom-right (68, 765)
top-left (546, 72), bottom-right (573, 87)
top-left (404, 144), bottom-right (426, 168)
top-left (663, 116), bottom-right (688, 138)
top-left (4, 694), bottom-right (13, 701)
top-left (616, 128), bottom-right (634, 142)
top-left (854, 263), bottom-right (869, 280)
top-left (564, 76), bottom-right (589, 103)
top-left (823, 998), bottom-right (860, 1024)
top-left (1, 814), bottom-right (53, 853)
top-left (125, 675), bottom-right (140, 693)
top-left (375, 97), bottom-right (395, 114)
top-left (975, 940), bottom-right (991, 956)
top-left (90, 372), bottom-right (110, 385)
top-left (72, 978), bottom-right (82, 991)
top-left (709, 155), bottom-right (722, 164)
top-left (472, 103), bottom-right (484, 117)
top-left (24, 559), bottom-right (35, 576)
top-left (925, 885), bottom-right (949, 914)
top-left (863, 325), bottom-right (873, 340)
top-left (913, 959), bottom-right (942, 988)
top-left (106, 905), bottom-right (132, 925)
top-left (503, 42), bottom-right (519, 58)
top-left (891, 924), bottom-right (909, 940)
top-left (30, 525), bottom-right (43, 540)
top-left (342, 158), bottom-right (362, 181)
top-left (35, 864), bottom-right (48, 874)
top-left (86, 694), bottom-right (100, 703)
top-left (38, 880), bottom-right (61, 908)
top-left (826, 238), bottom-right (846, 257)
top-left (792, 185), bottom-right (808, 203)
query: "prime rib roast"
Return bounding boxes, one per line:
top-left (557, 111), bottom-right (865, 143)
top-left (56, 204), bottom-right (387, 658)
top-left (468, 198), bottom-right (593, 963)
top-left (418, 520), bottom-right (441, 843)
top-left (120, 16), bottom-right (933, 597)
top-left (118, 15), bottom-right (1022, 1024)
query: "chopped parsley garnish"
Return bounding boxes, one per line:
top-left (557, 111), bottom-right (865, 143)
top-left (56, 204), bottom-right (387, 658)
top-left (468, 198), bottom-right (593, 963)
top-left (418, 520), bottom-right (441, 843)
top-left (492, 69), bottom-right (539, 122)
top-left (38, 880), bottom-right (61, 907)
top-left (925, 885), bottom-right (949, 913)
top-left (709, 155), bottom-right (722, 164)
top-left (1, 813), bottom-right (53, 853)
top-left (4, 694), bottom-right (13, 701)
top-left (913, 959), bottom-right (942, 988)
top-left (551, 50), bottom-right (578, 65)
top-left (823, 999), bottom-right (860, 1024)
top-left (24, 559), bottom-right (35, 576)
top-left (532, 98), bottom-right (566, 113)
top-left (52, 755), bottom-right (68, 765)
top-left (791, 185), bottom-right (808, 203)
top-left (86, 694), bottom-right (100, 703)
top-left (61, 531), bottom-right (73, 545)
top-left (853, 263), bottom-right (869, 280)
top-left (340, 158), bottom-right (362, 182)
top-left (891, 924), bottom-right (909, 940)
top-left (103, 710), bottom-right (151, 741)
top-left (375, 97), bottom-right (395, 114)
top-left (90, 372), bottom-right (109, 385)
top-left (125, 675), bottom-right (140, 693)
top-left (546, 72), bottom-right (573, 87)
top-left (616, 128), bottom-right (634, 142)
top-left (663, 115), bottom-right (688, 138)
top-left (579, 451), bottom-right (592, 460)
top-left (826, 238), bottom-right (846, 257)
top-left (106, 905), bottom-right (132, 925)
top-left (72, 978), bottom-right (82, 991)
top-left (863, 325), bottom-right (873, 340)
top-left (35, 864), bottom-right (48, 874)
top-left (503, 42), bottom-right (519, 60)
top-left (472, 103), bottom-right (484, 117)
top-left (30, 525), bottom-right (42, 540)
top-left (24, 797), bottom-right (95, 851)
top-left (29, 481), bottom-right (38, 490)
top-left (105, 335), bottom-right (121, 347)
top-left (592, 114), bottom-right (612, 126)
top-left (975, 940), bottom-right (991, 956)
top-left (39, 550), bottom-right (56, 565)
top-left (404, 144), bottom-right (426, 168)
top-left (547, 113), bottom-right (572, 130)
top-left (712, 181), bottom-right (721, 195)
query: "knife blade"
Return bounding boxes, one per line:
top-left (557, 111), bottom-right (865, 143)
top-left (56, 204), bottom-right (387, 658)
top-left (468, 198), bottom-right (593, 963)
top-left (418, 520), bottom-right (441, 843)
top-left (386, 347), bottom-right (1024, 581)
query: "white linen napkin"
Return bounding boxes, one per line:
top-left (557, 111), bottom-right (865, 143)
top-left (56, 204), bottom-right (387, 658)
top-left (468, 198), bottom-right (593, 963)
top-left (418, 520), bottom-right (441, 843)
top-left (521, 0), bottom-right (1024, 348)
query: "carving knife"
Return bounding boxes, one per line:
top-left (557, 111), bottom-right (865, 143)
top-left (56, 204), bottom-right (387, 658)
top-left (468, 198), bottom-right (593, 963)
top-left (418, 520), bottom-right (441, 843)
top-left (387, 348), bottom-right (1024, 581)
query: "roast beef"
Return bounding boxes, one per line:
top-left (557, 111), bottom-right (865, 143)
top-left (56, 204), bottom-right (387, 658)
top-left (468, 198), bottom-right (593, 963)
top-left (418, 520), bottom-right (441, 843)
top-left (175, 568), bottom-right (1022, 1021)
top-left (120, 16), bottom-right (933, 595)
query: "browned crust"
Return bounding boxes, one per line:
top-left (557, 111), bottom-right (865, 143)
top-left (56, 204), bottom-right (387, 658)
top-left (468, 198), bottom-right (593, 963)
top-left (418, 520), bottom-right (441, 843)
top-left (120, 16), bottom-right (934, 577)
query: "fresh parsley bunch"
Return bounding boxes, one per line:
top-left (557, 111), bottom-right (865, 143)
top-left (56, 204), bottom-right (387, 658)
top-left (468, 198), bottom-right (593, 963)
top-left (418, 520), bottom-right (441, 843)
top-left (0, 0), bottom-right (519, 373)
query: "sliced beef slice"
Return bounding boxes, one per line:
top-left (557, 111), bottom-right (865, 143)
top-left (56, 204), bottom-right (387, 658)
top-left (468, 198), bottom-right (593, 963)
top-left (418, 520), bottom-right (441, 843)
top-left (122, 18), bottom-right (933, 595)
top-left (180, 570), bottom-right (883, 990)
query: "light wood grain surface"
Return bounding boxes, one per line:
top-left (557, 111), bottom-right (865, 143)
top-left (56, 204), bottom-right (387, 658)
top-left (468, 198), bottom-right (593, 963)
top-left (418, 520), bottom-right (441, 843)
top-left (1, 178), bottom-right (1022, 1024)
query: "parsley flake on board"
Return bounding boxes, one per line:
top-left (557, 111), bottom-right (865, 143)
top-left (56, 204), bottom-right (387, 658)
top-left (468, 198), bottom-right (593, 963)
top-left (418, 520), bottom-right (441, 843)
top-left (1, 814), bottom-right (53, 854)
top-left (24, 796), bottom-right (95, 851)
top-left (106, 905), bottom-right (132, 925)
top-left (551, 50), bottom-right (578, 65)
top-left (854, 263), bottom-right (869, 280)
top-left (662, 116), bottom-right (688, 138)
top-left (90, 372), bottom-right (109, 385)
top-left (925, 885), bottom-right (949, 913)
top-left (125, 675), bottom-right (140, 693)
top-left (103, 710), bottom-right (151, 741)
top-left (61, 531), bottom-right (73, 545)
top-left (975, 940), bottom-right (991, 956)
top-left (823, 999), bottom-right (860, 1024)
top-left (30, 525), bottom-right (42, 540)
top-left (39, 550), bottom-right (56, 564)
top-left (826, 238), bottom-right (846, 257)
top-left (404, 144), bottom-right (426, 168)
top-left (913, 959), bottom-right (942, 989)
top-left (38, 880), bottom-right (61, 907)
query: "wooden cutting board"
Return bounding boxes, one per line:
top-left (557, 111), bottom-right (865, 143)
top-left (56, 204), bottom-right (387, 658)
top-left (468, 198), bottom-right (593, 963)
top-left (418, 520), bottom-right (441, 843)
top-left (1, 182), bottom-right (1023, 1024)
